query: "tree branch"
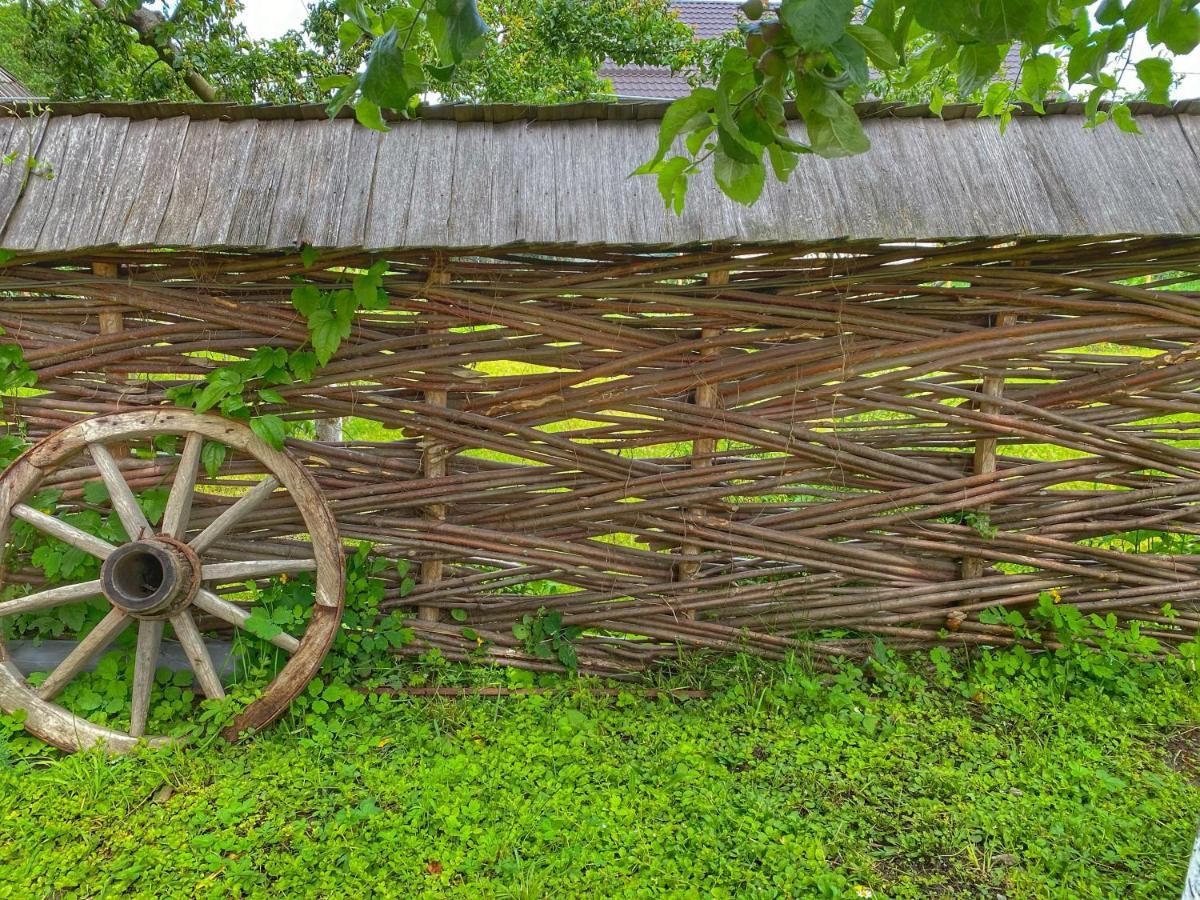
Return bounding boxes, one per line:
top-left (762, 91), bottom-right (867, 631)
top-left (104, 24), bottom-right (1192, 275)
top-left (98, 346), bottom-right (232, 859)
top-left (88, 0), bottom-right (219, 102)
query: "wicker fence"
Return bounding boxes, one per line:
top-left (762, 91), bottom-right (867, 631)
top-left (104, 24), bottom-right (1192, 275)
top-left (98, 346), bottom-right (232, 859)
top-left (3, 235), bottom-right (1200, 674)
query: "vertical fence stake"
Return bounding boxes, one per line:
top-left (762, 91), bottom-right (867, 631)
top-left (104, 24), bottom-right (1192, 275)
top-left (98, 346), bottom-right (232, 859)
top-left (418, 263), bottom-right (452, 623)
top-left (675, 269), bottom-right (728, 620)
top-left (92, 261), bottom-right (136, 458)
top-left (960, 311), bottom-right (1016, 583)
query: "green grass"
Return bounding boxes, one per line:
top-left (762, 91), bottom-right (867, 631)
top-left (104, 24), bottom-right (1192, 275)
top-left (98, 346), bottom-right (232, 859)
top-left (0, 655), bottom-right (1196, 898)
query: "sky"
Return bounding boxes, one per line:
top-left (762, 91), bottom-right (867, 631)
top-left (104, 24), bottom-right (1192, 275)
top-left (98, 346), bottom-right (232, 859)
top-left (237, 0), bottom-right (310, 39)
top-left (235, 0), bottom-right (1200, 98)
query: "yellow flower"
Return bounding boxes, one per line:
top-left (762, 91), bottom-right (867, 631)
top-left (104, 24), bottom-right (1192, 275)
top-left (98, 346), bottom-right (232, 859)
top-left (1050, 588), bottom-right (1062, 604)
top-left (280, 572), bottom-right (289, 584)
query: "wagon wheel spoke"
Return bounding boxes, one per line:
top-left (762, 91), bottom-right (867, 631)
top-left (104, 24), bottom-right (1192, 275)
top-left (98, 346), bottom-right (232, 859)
top-left (130, 619), bottom-right (164, 738)
top-left (193, 589), bottom-right (301, 654)
top-left (200, 558), bottom-right (317, 582)
top-left (161, 432), bottom-right (204, 539)
top-left (0, 579), bottom-right (102, 617)
top-left (37, 608), bottom-right (131, 700)
top-left (88, 443), bottom-right (152, 541)
top-left (189, 476), bottom-right (279, 554)
top-left (169, 610), bottom-right (225, 700)
top-left (12, 504), bottom-right (117, 559)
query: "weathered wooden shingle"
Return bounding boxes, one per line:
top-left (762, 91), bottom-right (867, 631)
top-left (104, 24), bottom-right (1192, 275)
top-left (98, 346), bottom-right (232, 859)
top-left (3, 103), bottom-right (1200, 252)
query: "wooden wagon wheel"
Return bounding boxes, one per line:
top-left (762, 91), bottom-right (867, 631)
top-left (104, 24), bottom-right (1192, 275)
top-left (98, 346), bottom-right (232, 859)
top-left (0, 410), bottom-right (344, 752)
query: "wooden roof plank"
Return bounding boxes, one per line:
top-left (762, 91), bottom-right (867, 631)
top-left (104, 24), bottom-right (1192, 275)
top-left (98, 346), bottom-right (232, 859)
top-left (1, 110), bottom-right (1199, 251)
top-left (118, 116), bottom-right (190, 247)
top-left (191, 118), bottom-right (258, 248)
top-left (225, 120), bottom-right (295, 248)
top-left (0, 114), bottom-right (48, 237)
top-left (361, 123), bottom-right (418, 251)
top-left (63, 116), bottom-right (130, 251)
top-left (446, 122), bottom-right (495, 247)
top-left (401, 120), bottom-right (459, 248)
top-left (34, 112), bottom-right (103, 251)
top-left (336, 123), bottom-right (383, 249)
top-left (299, 117), bottom-right (355, 249)
top-left (266, 117), bottom-right (326, 249)
top-left (93, 118), bottom-right (158, 247)
top-left (1, 115), bottom-right (75, 250)
top-left (156, 118), bottom-right (221, 247)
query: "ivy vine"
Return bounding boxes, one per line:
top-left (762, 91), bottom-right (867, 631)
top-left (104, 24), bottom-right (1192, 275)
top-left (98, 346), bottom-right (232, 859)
top-left (165, 252), bottom-right (391, 455)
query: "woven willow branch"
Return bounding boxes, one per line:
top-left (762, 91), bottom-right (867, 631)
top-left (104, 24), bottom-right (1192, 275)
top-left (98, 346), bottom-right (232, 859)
top-left (3, 235), bottom-right (1200, 673)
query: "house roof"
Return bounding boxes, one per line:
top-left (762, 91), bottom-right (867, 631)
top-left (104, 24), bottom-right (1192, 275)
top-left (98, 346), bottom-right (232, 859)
top-left (603, 2), bottom-right (1025, 101)
top-left (0, 65), bottom-right (37, 102)
top-left (0, 99), bottom-right (1196, 253)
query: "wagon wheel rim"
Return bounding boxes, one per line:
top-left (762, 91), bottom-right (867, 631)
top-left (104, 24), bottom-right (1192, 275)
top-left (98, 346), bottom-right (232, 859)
top-left (0, 410), bottom-right (344, 753)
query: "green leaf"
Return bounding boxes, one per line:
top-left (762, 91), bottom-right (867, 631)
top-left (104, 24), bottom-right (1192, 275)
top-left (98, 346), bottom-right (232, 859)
top-left (713, 150), bottom-right (766, 205)
top-left (957, 43), bottom-right (1005, 96)
top-left (300, 245), bottom-right (319, 268)
top-left (557, 642), bottom-right (577, 671)
top-left (354, 98), bottom-right (389, 132)
top-left (334, 291), bottom-right (357, 337)
top-left (291, 284), bottom-right (323, 317)
top-left (800, 87), bottom-right (870, 159)
top-left (193, 378), bottom-right (237, 414)
top-left (654, 156), bottom-right (691, 214)
top-left (0, 249), bottom-right (14, 265)
top-left (450, 608), bottom-right (468, 622)
top-left (1110, 102), bottom-right (1141, 134)
top-left (250, 415), bottom-right (288, 450)
top-left (245, 609), bottom-right (284, 641)
top-left (1135, 57), bottom-right (1172, 104)
top-left (139, 487), bottom-right (169, 526)
top-left (289, 351), bottom-right (318, 382)
top-left (1156, 6), bottom-right (1200, 54)
top-left (326, 79), bottom-right (358, 119)
top-left (1021, 53), bottom-right (1060, 112)
top-left (315, 75), bottom-right (351, 94)
top-left (779, 0), bottom-right (855, 50)
top-left (201, 441), bottom-right (227, 479)
top-left (428, 0), bottom-right (489, 66)
top-left (845, 23), bottom-right (898, 68)
top-left (82, 481), bottom-right (109, 505)
top-left (910, 0), bottom-right (975, 36)
top-left (929, 85), bottom-right (945, 117)
top-left (830, 33), bottom-right (870, 86)
top-left (257, 388), bottom-right (286, 405)
top-left (1095, 0), bottom-right (1124, 26)
top-left (309, 309), bottom-right (343, 366)
top-left (714, 49), bottom-right (761, 164)
top-left (977, 0), bottom-right (1041, 43)
top-left (1067, 36), bottom-right (1108, 84)
top-left (362, 28), bottom-right (412, 110)
top-left (338, 0), bottom-right (375, 33)
top-left (766, 142), bottom-right (798, 182)
top-left (640, 88), bottom-right (717, 169)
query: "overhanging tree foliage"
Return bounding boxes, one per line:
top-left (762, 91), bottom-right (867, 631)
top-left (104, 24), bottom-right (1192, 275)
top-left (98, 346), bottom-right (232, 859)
top-left (3, 0), bottom-right (1195, 209)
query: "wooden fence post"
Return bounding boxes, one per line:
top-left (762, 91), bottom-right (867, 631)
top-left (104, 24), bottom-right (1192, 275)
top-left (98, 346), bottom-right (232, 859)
top-left (418, 263), bottom-right (452, 623)
top-left (960, 311), bottom-right (1016, 581)
top-left (92, 261), bottom-right (136, 458)
top-left (675, 269), bottom-right (728, 619)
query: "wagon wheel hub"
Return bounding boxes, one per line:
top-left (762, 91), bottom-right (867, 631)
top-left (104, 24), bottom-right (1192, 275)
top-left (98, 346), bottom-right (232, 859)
top-left (100, 537), bottom-right (199, 618)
